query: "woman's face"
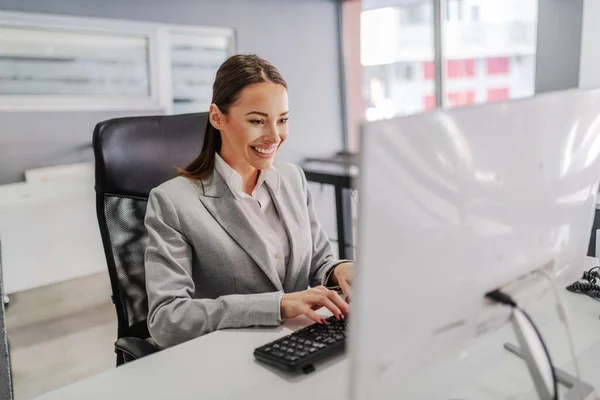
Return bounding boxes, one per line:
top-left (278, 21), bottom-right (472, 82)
top-left (210, 81), bottom-right (289, 172)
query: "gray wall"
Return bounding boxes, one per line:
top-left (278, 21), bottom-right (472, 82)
top-left (0, 0), bottom-right (345, 184)
top-left (535, 0), bottom-right (585, 94)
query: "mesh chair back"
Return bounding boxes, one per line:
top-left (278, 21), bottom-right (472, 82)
top-left (93, 113), bottom-right (207, 339)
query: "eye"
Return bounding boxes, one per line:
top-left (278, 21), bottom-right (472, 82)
top-left (278, 117), bottom-right (289, 124)
top-left (249, 119), bottom-right (264, 125)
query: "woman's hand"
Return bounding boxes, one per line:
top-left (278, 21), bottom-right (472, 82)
top-left (329, 262), bottom-right (353, 301)
top-left (280, 286), bottom-right (349, 324)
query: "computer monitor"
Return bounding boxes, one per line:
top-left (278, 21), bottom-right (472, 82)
top-left (349, 89), bottom-right (600, 399)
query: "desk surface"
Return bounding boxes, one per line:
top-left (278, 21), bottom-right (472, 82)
top-left (302, 160), bottom-right (358, 178)
top-left (34, 259), bottom-right (600, 400)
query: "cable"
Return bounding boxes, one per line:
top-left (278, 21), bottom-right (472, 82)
top-left (566, 265), bottom-right (600, 302)
top-left (517, 307), bottom-right (560, 400)
top-left (537, 269), bottom-right (584, 400)
top-left (566, 281), bottom-right (600, 301)
top-left (582, 266), bottom-right (599, 283)
top-left (484, 289), bottom-right (559, 400)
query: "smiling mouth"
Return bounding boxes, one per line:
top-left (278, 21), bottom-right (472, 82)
top-left (250, 145), bottom-right (277, 158)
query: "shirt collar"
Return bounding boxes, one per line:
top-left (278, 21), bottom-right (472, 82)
top-left (214, 152), bottom-right (280, 199)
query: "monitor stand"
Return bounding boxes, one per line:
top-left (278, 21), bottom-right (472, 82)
top-left (504, 342), bottom-right (596, 400)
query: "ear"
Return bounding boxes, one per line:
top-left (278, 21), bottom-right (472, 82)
top-left (209, 104), bottom-right (225, 130)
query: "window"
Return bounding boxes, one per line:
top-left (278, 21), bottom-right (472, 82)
top-left (0, 26), bottom-right (151, 97)
top-left (487, 57), bottom-right (510, 75)
top-left (447, 59), bottom-right (475, 79)
top-left (424, 94), bottom-right (436, 110)
top-left (447, 90), bottom-right (475, 107)
top-left (351, 0), bottom-right (537, 143)
top-left (424, 61), bottom-right (435, 80)
top-left (447, 0), bottom-right (463, 21)
top-left (404, 4), bottom-right (433, 24)
top-left (487, 88), bottom-right (510, 102)
top-left (360, 2), bottom-right (435, 121)
top-left (169, 29), bottom-right (234, 115)
top-left (442, 0), bottom-right (537, 109)
top-left (0, 11), bottom-right (235, 112)
top-left (396, 63), bottom-right (414, 81)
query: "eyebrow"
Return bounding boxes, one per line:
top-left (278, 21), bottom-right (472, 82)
top-left (245, 111), bottom-right (289, 117)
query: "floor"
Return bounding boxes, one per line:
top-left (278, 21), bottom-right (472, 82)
top-left (5, 272), bottom-right (117, 400)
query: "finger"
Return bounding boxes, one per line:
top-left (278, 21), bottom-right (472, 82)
top-left (312, 285), bottom-right (329, 293)
top-left (309, 294), bottom-right (343, 320)
top-left (339, 279), bottom-right (353, 302)
top-left (325, 289), bottom-right (350, 315)
top-left (303, 305), bottom-right (327, 324)
top-left (322, 296), bottom-right (344, 320)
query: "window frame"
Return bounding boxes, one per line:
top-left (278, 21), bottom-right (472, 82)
top-left (0, 11), bottom-right (236, 113)
top-left (165, 25), bottom-right (237, 115)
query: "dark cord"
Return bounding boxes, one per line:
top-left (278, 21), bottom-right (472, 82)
top-left (485, 289), bottom-right (517, 307)
top-left (565, 281), bottom-right (600, 302)
top-left (518, 307), bottom-right (559, 400)
top-left (484, 290), bottom-right (559, 400)
top-left (566, 266), bottom-right (600, 302)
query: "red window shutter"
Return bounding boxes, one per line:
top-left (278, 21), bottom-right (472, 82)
top-left (424, 94), bottom-right (436, 110)
top-left (486, 57), bottom-right (509, 75)
top-left (487, 87), bottom-right (509, 102)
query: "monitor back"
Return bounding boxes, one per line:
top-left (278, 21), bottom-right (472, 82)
top-left (350, 89), bottom-right (600, 399)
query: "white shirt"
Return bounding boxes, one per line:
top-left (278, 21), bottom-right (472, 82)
top-left (213, 153), bottom-right (290, 285)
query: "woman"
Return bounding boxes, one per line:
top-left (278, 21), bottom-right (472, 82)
top-left (144, 54), bottom-right (354, 349)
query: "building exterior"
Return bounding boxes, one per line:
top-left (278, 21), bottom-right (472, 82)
top-left (361, 0), bottom-right (538, 120)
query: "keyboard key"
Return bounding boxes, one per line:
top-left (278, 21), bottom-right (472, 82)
top-left (254, 318), bottom-right (347, 372)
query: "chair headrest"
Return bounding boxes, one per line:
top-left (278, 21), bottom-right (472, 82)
top-left (93, 113), bottom-right (208, 198)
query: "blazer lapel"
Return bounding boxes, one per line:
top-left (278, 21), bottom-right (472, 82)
top-left (267, 178), bottom-right (304, 292)
top-left (198, 172), bottom-right (283, 292)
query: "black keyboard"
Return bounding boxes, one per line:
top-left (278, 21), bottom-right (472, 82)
top-left (254, 316), bottom-right (347, 373)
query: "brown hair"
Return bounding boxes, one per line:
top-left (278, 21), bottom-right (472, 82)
top-left (178, 54), bottom-right (287, 181)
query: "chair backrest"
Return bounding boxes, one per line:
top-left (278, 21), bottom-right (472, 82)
top-left (93, 113), bottom-right (207, 340)
top-left (0, 239), bottom-right (13, 400)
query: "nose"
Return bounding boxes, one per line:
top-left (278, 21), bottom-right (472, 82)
top-left (263, 123), bottom-right (280, 143)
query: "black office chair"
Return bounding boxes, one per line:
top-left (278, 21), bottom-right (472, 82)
top-left (93, 112), bottom-right (208, 365)
top-left (0, 238), bottom-right (13, 400)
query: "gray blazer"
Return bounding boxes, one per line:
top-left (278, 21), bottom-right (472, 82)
top-left (144, 162), bottom-right (349, 348)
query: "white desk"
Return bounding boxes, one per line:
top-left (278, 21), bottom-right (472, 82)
top-left (0, 163), bottom-right (106, 294)
top-left (33, 259), bottom-right (600, 400)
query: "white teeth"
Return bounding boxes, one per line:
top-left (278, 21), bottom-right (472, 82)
top-left (253, 147), bottom-right (274, 155)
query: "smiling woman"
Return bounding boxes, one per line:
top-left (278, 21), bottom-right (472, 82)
top-left (144, 54), bottom-right (355, 349)
top-left (178, 55), bottom-right (288, 184)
